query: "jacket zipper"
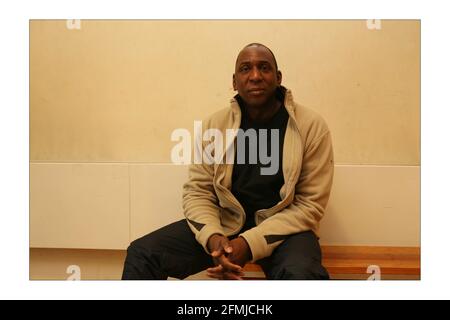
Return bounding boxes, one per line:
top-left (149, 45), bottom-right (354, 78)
top-left (253, 109), bottom-right (302, 225)
top-left (218, 104), bottom-right (246, 236)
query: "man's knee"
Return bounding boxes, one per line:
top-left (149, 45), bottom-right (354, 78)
top-left (126, 234), bottom-right (161, 260)
top-left (272, 260), bottom-right (329, 280)
top-left (122, 235), bottom-right (165, 280)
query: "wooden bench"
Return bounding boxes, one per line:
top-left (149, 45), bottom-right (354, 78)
top-left (242, 246), bottom-right (421, 280)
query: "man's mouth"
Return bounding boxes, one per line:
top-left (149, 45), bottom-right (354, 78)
top-left (248, 88), bottom-right (265, 96)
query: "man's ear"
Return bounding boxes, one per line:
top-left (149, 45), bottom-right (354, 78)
top-left (232, 74), bottom-right (237, 91)
top-left (277, 70), bottom-right (282, 86)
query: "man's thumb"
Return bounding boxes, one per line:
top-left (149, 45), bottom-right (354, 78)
top-left (224, 244), bottom-right (233, 254)
top-left (220, 238), bottom-right (232, 253)
top-left (211, 250), bottom-right (221, 257)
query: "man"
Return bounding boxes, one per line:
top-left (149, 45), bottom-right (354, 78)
top-left (122, 43), bottom-right (334, 280)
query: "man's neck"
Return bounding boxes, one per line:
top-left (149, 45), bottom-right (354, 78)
top-left (243, 96), bottom-right (282, 124)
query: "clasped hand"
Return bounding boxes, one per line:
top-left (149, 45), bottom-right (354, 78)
top-left (206, 234), bottom-right (251, 280)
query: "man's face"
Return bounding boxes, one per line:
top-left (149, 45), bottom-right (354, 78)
top-left (233, 46), bottom-right (282, 108)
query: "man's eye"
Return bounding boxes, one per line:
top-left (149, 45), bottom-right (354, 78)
top-left (240, 66), bottom-right (249, 72)
top-left (261, 64), bottom-right (270, 71)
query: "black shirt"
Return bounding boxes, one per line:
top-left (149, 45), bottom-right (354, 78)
top-left (231, 91), bottom-right (289, 230)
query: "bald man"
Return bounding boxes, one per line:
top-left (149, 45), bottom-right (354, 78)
top-left (122, 43), bottom-right (334, 280)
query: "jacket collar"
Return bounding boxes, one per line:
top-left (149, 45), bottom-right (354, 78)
top-left (222, 85), bottom-right (302, 201)
top-left (230, 85), bottom-right (296, 122)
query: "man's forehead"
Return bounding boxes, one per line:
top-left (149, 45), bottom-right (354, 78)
top-left (236, 46), bottom-right (275, 65)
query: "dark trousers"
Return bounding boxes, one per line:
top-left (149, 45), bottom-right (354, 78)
top-left (121, 219), bottom-right (329, 280)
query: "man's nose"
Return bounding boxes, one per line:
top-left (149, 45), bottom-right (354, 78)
top-left (249, 67), bottom-right (263, 81)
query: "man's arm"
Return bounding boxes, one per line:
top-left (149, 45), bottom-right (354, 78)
top-left (239, 130), bottom-right (334, 262)
top-left (183, 160), bottom-right (226, 254)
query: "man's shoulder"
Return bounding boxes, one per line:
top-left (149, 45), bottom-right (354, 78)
top-left (203, 105), bottom-right (234, 129)
top-left (291, 101), bottom-right (330, 145)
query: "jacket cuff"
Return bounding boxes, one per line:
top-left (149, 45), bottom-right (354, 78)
top-left (239, 228), bottom-right (270, 262)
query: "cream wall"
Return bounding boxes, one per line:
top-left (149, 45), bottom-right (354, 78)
top-left (30, 249), bottom-right (126, 280)
top-left (30, 20), bottom-right (420, 164)
top-left (29, 20), bottom-right (420, 279)
top-left (30, 163), bottom-right (419, 248)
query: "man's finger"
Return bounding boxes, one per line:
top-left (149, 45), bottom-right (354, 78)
top-left (223, 271), bottom-right (243, 280)
top-left (207, 265), bottom-right (223, 273)
top-left (207, 268), bottom-right (244, 277)
top-left (219, 239), bottom-right (233, 254)
top-left (217, 255), bottom-right (242, 273)
top-left (224, 245), bottom-right (233, 254)
top-left (207, 270), bottom-right (243, 280)
top-left (211, 250), bottom-right (222, 258)
top-left (206, 272), bottom-right (224, 280)
top-left (207, 264), bottom-right (244, 275)
top-left (206, 265), bottom-right (225, 279)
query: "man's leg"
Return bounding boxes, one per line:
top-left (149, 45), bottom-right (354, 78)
top-left (122, 219), bottom-right (214, 280)
top-left (257, 230), bottom-right (329, 280)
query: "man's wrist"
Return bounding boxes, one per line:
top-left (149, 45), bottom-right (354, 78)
top-left (207, 233), bottom-right (225, 252)
top-left (238, 236), bottom-right (253, 261)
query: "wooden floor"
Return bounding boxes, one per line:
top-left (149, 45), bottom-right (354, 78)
top-left (242, 246), bottom-right (421, 280)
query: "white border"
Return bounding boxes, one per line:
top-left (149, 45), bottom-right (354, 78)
top-left (1, 0), bottom-right (449, 299)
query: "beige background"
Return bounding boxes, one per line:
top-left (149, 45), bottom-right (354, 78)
top-left (29, 20), bottom-right (420, 279)
top-left (30, 163), bottom-right (419, 249)
top-left (30, 20), bottom-right (420, 165)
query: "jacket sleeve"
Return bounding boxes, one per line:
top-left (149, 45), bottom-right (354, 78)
top-left (240, 130), bottom-right (334, 262)
top-left (182, 157), bottom-right (225, 253)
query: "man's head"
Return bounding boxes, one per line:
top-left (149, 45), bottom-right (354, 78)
top-left (233, 43), bottom-right (282, 108)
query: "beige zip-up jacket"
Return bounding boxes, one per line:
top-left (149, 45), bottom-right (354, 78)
top-left (182, 87), bottom-right (334, 262)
